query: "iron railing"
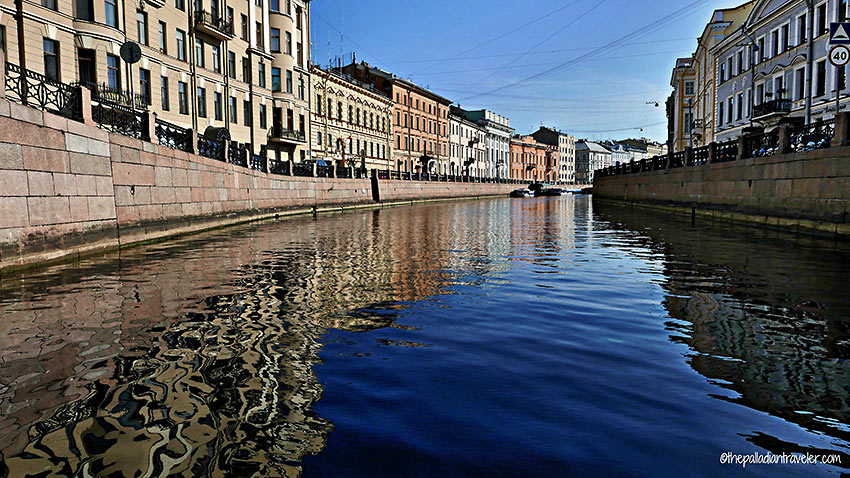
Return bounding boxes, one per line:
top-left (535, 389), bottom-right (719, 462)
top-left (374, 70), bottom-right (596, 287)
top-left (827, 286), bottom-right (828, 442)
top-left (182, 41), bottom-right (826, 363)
top-left (268, 125), bottom-right (306, 142)
top-left (93, 99), bottom-right (145, 139)
top-left (82, 82), bottom-right (148, 110)
top-left (270, 160), bottom-right (290, 175)
top-left (228, 142), bottom-right (248, 167)
top-left (691, 146), bottom-right (709, 165)
top-left (197, 135), bottom-right (225, 161)
top-left (742, 130), bottom-right (779, 158)
top-left (292, 162), bottom-right (313, 177)
top-left (715, 139), bottom-right (738, 162)
top-left (5, 62), bottom-right (82, 120)
top-left (155, 118), bottom-right (193, 152)
top-left (335, 166), bottom-right (352, 179)
top-left (194, 9), bottom-right (234, 36)
top-left (316, 164), bottom-right (332, 178)
top-left (789, 119), bottom-right (834, 152)
top-left (249, 154), bottom-right (266, 172)
top-left (753, 98), bottom-right (791, 118)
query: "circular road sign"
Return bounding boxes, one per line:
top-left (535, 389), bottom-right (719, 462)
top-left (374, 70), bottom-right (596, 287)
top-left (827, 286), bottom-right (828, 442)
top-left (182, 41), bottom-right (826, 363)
top-left (830, 44), bottom-right (850, 67)
top-left (120, 41), bottom-right (142, 64)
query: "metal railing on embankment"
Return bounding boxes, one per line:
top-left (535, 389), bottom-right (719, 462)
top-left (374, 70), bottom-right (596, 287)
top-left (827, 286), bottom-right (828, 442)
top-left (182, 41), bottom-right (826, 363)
top-left (594, 117), bottom-right (839, 180)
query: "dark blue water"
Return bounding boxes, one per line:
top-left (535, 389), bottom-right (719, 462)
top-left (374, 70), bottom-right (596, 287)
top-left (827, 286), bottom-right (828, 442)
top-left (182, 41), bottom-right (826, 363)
top-left (0, 196), bottom-right (848, 477)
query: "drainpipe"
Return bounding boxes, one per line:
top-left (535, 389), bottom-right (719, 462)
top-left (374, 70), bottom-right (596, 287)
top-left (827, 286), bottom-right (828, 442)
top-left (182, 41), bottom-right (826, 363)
top-left (806, 0), bottom-right (815, 123)
top-left (14, 0), bottom-right (26, 101)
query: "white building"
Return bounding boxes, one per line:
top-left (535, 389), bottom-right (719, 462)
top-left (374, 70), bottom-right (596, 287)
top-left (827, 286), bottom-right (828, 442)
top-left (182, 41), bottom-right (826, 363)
top-left (531, 126), bottom-right (576, 183)
top-left (460, 109), bottom-right (514, 178)
top-left (576, 141), bottom-right (613, 183)
top-left (448, 111), bottom-right (488, 176)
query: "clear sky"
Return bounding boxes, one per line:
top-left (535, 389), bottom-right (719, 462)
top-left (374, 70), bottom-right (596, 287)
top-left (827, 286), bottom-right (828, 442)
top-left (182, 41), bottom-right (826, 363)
top-left (310, 0), bottom-right (736, 143)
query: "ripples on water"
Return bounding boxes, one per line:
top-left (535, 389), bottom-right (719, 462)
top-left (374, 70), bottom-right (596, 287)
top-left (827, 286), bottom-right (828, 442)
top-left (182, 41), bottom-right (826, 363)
top-left (0, 197), bottom-right (848, 477)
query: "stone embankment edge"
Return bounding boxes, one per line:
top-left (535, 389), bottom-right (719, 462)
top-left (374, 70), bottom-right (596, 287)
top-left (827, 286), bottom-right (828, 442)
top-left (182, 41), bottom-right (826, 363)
top-left (1, 194), bottom-right (507, 277)
top-left (594, 197), bottom-right (850, 239)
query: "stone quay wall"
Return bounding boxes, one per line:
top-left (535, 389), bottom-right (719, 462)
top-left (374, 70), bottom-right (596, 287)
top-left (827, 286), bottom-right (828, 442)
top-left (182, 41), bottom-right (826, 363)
top-left (0, 99), bottom-right (517, 273)
top-left (593, 117), bottom-right (850, 238)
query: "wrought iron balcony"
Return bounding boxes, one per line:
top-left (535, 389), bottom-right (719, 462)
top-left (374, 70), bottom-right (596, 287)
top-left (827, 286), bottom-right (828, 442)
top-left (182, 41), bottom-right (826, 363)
top-left (753, 98), bottom-right (791, 120)
top-left (268, 125), bottom-right (306, 144)
top-left (194, 10), bottom-right (234, 41)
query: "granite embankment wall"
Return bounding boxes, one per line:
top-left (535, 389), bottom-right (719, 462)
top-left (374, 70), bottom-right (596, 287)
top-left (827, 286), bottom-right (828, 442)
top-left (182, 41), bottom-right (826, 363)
top-left (594, 116), bottom-right (850, 237)
top-left (0, 98), bottom-right (516, 273)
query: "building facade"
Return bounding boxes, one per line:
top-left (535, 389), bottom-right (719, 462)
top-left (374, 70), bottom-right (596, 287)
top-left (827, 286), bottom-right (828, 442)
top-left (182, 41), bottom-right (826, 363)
top-left (509, 135), bottom-right (555, 182)
top-left (448, 108), bottom-right (487, 176)
top-left (576, 140), bottom-right (612, 184)
top-left (602, 141), bottom-right (631, 165)
top-left (309, 65), bottom-right (392, 170)
top-left (0, 0), bottom-right (313, 162)
top-left (531, 126), bottom-right (576, 184)
top-left (341, 61), bottom-right (451, 174)
top-left (669, 57), bottom-right (697, 152)
top-left (461, 109), bottom-right (514, 179)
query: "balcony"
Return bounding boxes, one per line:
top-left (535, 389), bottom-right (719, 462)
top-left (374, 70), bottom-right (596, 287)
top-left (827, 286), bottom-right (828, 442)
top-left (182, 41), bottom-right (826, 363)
top-left (194, 10), bottom-right (233, 41)
top-left (268, 125), bottom-right (306, 144)
top-left (753, 98), bottom-right (791, 121)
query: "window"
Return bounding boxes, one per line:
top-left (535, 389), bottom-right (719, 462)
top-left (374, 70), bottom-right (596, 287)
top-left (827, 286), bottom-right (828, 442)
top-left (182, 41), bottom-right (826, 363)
top-left (316, 94), bottom-right (322, 115)
top-left (286, 70), bottom-right (292, 93)
top-left (757, 83), bottom-right (764, 104)
top-left (796, 68), bottom-right (805, 100)
top-left (137, 10), bottom-right (148, 45)
top-left (259, 104), bottom-right (267, 129)
top-left (758, 37), bottom-right (765, 63)
top-left (727, 97), bottom-right (733, 123)
top-left (228, 51), bottom-right (236, 78)
top-left (348, 105), bottom-right (353, 122)
top-left (178, 81), bottom-right (188, 114)
top-left (258, 62), bottom-right (266, 88)
top-left (176, 29), bottom-right (187, 61)
top-left (176, 0), bottom-right (184, 10)
top-left (720, 61), bottom-right (726, 82)
top-left (338, 101), bottom-right (342, 119)
top-left (158, 21), bottom-right (167, 53)
top-left (297, 42), bottom-right (302, 66)
top-left (196, 39), bottom-right (204, 68)
top-left (298, 77), bottom-right (304, 100)
top-left (799, 14), bottom-right (807, 45)
top-left (214, 92), bottom-right (223, 120)
top-left (285, 31), bottom-right (292, 55)
top-left (296, 6), bottom-right (302, 29)
top-left (271, 28), bottom-right (281, 52)
top-left (736, 92), bottom-right (743, 120)
top-left (272, 67), bottom-right (281, 91)
top-left (256, 22), bottom-right (263, 48)
top-left (106, 53), bottom-right (120, 89)
top-left (227, 7), bottom-right (234, 30)
top-left (242, 56), bottom-right (250, 82)
top-left (772, 30), bottom-right (779, 56)
top-left (684, 81), bottom-right (694, 95)
top-left (841, 0), bottom-right (848, 22)
top-left (327, 98), bottom-right (332, 118)
top-left (241, 14), bottom-right (248, 41)
top-left (41, 39), bottom-right (60, 81)
top-left (76, 0), bottom-right (93, 20)
top-left (105, 0), bottom-right (118, 27)
top-left (818, 4), bottom-right (827, 36)
top-left (229, 96), bottom-right (237, 123)
top-left (775, 76), bottom-right (784, 99)
top-left (737, 51), bottom-right (744, 75)
top-left (270, 0), bottom-right (278, 11)
top-left (317, 132), bottom-right (322, 146)
top-left (817, 60), bottom-right (827, 96)
top-left (41, 0), bottom-right (57, 10)
top-left (781, 24), bottom-right (789, 53)
top-left (139, 68), bottom-right (151, 104)
top-left (161, 76), bottom-right (170, 110)
top-left (243, 100), bottom-right (251, 126)
top-left (197, 87), bottom-right (207, 117)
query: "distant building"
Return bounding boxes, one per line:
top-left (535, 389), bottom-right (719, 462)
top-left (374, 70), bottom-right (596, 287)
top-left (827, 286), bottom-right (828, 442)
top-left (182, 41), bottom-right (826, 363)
top-left (531, 127), bottom-right (576, 184)
top-left (460, 109), bottom-right (514, 178)
top-left (602, 142), bottom-right (630, 165)
top-left (576, 141), bottom-right (612, 183)
top-left (618, 138), bottom-right (667, 158)
top-left (449, 107), bottom-right (488, 176)
top-left (310, 65), bottom-right (393, 170)
top-left (341, 61), bottom-right (452, 173)
top-left (509, 135), bottom-right (556, 182)
top-left (669, 57), bottom-right (697, 152)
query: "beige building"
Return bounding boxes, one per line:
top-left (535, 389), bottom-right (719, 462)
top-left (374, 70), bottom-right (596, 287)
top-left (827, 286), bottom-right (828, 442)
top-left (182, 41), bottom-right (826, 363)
top-left (309, 64), bottom-right (392, 170)
top-left (0, 0), bottom-right (311, 162)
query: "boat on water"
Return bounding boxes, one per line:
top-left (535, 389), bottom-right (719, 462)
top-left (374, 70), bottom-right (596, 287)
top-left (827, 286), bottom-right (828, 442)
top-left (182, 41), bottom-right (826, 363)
top-left (510, 188), bottom-right (534, 198)
top-left (540, 188), bottom-right (564, 196)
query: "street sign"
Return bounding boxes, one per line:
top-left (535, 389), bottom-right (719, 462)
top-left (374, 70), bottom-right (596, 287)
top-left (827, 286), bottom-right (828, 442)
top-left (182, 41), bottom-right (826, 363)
top-left (830, 22), bottom-right (850, 44)
top-left (119, 41), bottom-right (142, 64)
top-left (830, 44), bottom-right (850, 67)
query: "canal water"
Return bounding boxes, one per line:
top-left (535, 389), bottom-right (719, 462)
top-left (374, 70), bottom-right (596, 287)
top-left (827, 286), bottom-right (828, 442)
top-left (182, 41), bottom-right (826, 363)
top-left (0, 196), bottom-right (848, 477)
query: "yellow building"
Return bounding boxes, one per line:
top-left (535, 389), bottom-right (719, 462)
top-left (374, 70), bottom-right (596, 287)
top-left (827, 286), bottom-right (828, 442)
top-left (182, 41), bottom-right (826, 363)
top-left (0, 0), bottom-right (311, 162)
top-left (309, 64), bottom-right (393, 170)
top-left (668, 57), bottom-right (697, 152)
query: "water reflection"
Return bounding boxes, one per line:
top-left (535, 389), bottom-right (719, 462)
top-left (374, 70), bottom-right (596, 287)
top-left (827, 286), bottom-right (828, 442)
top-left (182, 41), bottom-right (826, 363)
top-left (0, 200), bottom-right (513, 477)
top-left (594, 201), bottom-right (850, 463)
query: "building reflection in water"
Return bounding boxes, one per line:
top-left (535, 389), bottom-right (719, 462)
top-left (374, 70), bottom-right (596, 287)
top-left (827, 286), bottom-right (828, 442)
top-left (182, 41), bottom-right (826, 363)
top-left (0, 200), bottom-right (513, 477)
top-left (594, 201), bottom-right (850, 460)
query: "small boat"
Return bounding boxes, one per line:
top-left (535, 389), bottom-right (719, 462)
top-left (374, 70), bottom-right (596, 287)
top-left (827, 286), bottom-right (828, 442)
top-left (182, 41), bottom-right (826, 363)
top-left (510, 188), bottom-right (534, 198)
top-left (540, 188), bottom-right (564, 197)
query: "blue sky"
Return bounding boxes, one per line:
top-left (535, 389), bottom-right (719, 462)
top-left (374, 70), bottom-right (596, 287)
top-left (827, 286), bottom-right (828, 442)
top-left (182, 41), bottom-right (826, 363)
top-left (310, 0), bottom-right (735, 143)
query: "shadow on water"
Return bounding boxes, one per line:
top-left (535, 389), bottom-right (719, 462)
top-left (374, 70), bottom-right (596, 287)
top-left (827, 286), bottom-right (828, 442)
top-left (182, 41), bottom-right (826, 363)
top-left (594, 200), bottom-right (850, 465)
top-left (0, 200), bottom-right (510, 477)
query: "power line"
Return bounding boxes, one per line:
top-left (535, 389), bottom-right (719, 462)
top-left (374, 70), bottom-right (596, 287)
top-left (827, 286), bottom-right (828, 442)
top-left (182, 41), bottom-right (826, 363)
top-left (458, 0), bottom-right (712, 102)
top-left (570, 121), bottom-right (667, 134)
top-left (313, 11), bottom-right (388, 69)
top-left (410, 0), bottom-right (584, 76)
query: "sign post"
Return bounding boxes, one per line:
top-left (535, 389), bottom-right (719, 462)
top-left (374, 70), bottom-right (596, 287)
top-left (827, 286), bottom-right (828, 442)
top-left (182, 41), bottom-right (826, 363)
top-left (119, 41), bottom-right (142, 113)
top-left (829, 24), bottom-right (850, 117)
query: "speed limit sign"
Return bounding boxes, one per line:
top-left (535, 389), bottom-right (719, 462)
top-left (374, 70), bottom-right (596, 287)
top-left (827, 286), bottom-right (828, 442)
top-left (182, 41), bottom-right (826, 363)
top-left (830, 44), bottom-right (850, 67)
